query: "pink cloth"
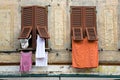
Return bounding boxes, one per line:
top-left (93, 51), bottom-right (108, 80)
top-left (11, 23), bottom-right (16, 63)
top-left (20, 51), bottom-right (32, 72)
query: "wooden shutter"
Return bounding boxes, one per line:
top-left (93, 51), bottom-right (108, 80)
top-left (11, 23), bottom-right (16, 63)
top-left (84, 7), bottom-right (96, 28)
top-left (71, 7), bottom-right (83, 39)
top-left (36, 6), bottom-right (47, 27)
top-left (37, 26), bottom-right (50, 39)
top-left (86, 27), bottom-right (97, 41)
top-left (22, 7), bottom-right (33, 27)
top-left (18, 26), bottom-right (32, 39)
top-left (71, 7), bottom-right (83, 27)
top-left (71, 6), bottom-right (97, 41)
top-left (36, 6), bottom-right (49, 48)
top-left (21, 6), bottom-right (34, 48)
top-left (73, 27), bottom-right (83, 40)
top-left (84, 7), bottom-right (97, 41)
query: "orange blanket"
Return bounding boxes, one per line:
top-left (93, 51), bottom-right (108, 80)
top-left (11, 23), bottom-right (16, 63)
top-left (72, 38), bottom-right (98, 68)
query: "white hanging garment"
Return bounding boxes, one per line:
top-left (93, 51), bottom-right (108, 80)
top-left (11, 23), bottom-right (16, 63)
top-left (36, 35), bottom-right (45, 58)
top-left (35, 35), bottom-right (48, 66)
top-left (35, 52), bottom-right (48, 67)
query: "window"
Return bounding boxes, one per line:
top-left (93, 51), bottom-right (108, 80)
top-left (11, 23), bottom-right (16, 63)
top-left (71, 6), bottom-right (97, 41)
top-left (19, 6), bottom-right (49, 49)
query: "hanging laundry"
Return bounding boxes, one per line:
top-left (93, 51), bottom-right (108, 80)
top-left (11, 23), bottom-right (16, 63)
top-left (20, 51), bottom-right (32, 72)
top-left (35, 35), bottom-right (48, 67)
top-left (36, 52), bottom-right (48, 67)
top-left (72, 38), bottom-right (98, 68)
top-left (36, 35), bottom-right (45, 58)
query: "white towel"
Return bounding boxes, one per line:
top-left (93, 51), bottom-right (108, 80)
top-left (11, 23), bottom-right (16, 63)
top-left (36, 35), bottom-right (45, 58)
top-left (35, 52), bottom-right (48, 66)
top-left (35, 35), bottom-right (48, 66)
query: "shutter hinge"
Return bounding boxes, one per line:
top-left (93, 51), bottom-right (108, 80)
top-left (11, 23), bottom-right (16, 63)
top-left (21, 9), bottom-right (23, 13)
top-left (95, 10), bottom-right (97, 13)
top-left (45, 7), bottom-right (48, 13)
top-left (69, 9), bottom-right (71, 13)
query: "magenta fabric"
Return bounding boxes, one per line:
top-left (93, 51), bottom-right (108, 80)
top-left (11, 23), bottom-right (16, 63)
top-left (20, 51), bottom-right (32, 72)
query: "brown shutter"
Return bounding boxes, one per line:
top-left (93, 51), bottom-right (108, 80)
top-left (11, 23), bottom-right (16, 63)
top-left (84, 7), bottom-right (97, 41)
top-left (22, 7), bottom-right (33, 27)
top-left (21, 6), bottom-right (34, 48)
top-left (37, 26), bottom-right (50, 39)
top-left (86, 27), bottom-right (97, 41)
top-left (18, 26), bottom-right (32, 39)
top-left (71, 7), bottom-right (83, 39)
top-left (73, 27), bottom-right (83, 40)
top-left (35, 6), bottom-right (49, 47)
top-left (84, 7), bottom-right (96, 28)
top-left (71, 7), bottom-right (83, 27)
top-left (36, 6), bottom-right (47, 28)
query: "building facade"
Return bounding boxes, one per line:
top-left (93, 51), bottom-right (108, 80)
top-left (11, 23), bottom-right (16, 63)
top-left (0, 0), bottom-right (120, 78)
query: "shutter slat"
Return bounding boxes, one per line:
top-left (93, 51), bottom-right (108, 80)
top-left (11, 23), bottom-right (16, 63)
top-left (18, 26), bottom-right (32, 39)
top-left (86, 27), bottom-right (97, 41)
top-left (73, 27), bottom-right (83, 41)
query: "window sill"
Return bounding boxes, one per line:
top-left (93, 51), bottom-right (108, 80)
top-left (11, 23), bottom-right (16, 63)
top-left (17, 48), bottom-right (52, 52)
top-left (66, 48), bottom-right (102, 51)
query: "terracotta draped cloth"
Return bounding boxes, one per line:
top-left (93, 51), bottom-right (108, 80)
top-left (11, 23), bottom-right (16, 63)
top-left (72, 38), bottom-right (98, 68)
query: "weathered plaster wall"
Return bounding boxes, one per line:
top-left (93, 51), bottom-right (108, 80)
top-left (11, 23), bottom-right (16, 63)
top-left (0, 0), bottom-right (120, 75)
top-left (0, 0), bottom-right (20, 50)
top-left (97, 0), bottom-right (118, 50)
top-left (0, 0), bottom-right (119, 50)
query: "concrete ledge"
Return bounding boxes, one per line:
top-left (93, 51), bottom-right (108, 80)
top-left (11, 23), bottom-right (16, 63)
top-left (0, 65), bottom-right (119, 76)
